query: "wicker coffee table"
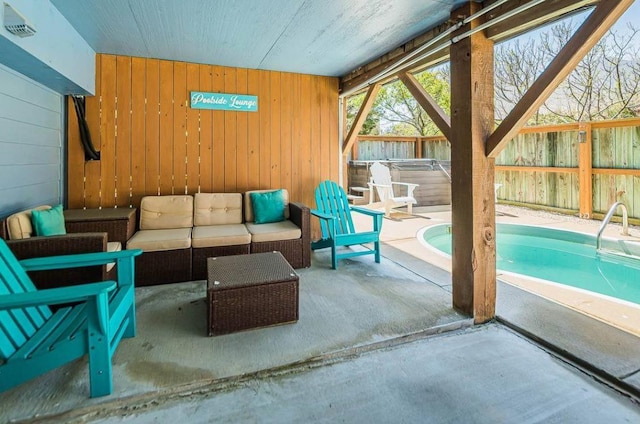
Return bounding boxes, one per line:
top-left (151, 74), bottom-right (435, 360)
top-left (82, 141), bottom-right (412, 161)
top-left (207, 252), bottom-right (299, 336)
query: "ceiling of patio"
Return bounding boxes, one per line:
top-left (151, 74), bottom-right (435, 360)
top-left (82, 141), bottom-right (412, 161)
top-left (50, 0), bottom-right (469, 77)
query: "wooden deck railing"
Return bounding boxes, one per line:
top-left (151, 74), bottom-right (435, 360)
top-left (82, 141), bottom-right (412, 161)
top-left (351, 117), bottom-right (640, 220)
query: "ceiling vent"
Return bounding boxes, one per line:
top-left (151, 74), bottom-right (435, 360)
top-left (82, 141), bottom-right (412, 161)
top-left (3, 2), bottom-right (36, 37)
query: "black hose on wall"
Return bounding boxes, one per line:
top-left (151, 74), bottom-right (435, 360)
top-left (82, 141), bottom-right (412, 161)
top-left (71, 95), bottom-right (100, 161)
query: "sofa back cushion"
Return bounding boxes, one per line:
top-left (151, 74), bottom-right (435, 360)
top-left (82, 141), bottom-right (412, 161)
top-left (244, 189), bottom-right (290, 223)
top-left (194, 193), bottom-right (243, 226)
top-left (6, 205), bottom-right (51, 240)
top-left (140, 195), bottom-right (193, 230)
top-left (32, 204), bottom-right (67, 236)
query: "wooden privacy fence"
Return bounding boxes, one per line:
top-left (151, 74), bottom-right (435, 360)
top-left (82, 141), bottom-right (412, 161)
top-left (350, 118), bottom-right (640, 220)
top-left (351, 135), bottom-right (451, 161)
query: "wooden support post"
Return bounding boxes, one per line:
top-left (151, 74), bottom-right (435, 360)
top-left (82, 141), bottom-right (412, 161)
top-left (342, 96), bottom-right (349, 186)
top-left (449, 2), bottom-right (496, 323)
top-left (578, 123), bottom-right (593, 218)
top-left (415, 137), bottom-right (422, 159)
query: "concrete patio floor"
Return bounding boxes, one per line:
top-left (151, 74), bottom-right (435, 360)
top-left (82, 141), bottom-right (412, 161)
top-left (91, 323), bottom-right (640, 424)
top-left (0, 245), bottom-right (469, 423)
top-left (2, 204), bottom-right (640, 422)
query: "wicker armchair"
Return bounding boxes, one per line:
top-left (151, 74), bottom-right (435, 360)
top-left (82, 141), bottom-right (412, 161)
top-left (0, 220), bottom-right (116, 289)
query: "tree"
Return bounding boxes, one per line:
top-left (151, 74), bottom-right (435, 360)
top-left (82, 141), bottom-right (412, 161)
top-left (494, 38), bottom-right (547, 124)
top-left (346, 92), bottom-right (381, 135)
top-left (374, 69), bottom-right (451, 136)
top-left (495, 21), bottom-right (640, 124)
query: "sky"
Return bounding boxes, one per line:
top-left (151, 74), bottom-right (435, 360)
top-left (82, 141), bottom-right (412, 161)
top-left (618, 1), bottom-right (640, 29)
top-left (521, 1), bottom-right (640, 40)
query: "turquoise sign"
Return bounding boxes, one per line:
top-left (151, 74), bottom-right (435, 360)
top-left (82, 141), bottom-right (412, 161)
top-left (190, 91), bottom-right (258, 112)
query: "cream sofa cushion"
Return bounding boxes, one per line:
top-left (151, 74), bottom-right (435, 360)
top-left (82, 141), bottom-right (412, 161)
top-left (140, 195), bottom-right (193, 230)
top-left (244, 189), bottom-right (290, 223)
top-left (245, 220), bottom-right (301, 243)
top-left (192, 224), bottom-right (251, 248)
top-left (6, 205), bottom-right (51, 240)
top-left (106, 241), bottom-right (122, 272)
top-left (126, 228), bottom-right (192, 252)
top-left (194, 193), bottom-right (242, 226)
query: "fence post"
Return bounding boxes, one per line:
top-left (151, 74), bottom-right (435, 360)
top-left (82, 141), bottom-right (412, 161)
top-left (415, 137), bottom-right (422, 159)
top-left (578, 123), bottom-right (593, 218)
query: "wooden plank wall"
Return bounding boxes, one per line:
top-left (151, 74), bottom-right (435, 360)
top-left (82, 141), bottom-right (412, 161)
top-left (67, 54), bottom-right (340, 212)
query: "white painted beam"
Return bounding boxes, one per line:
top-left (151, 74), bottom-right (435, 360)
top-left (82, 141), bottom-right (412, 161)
top-left (0, 0), bottom-right (95, 94)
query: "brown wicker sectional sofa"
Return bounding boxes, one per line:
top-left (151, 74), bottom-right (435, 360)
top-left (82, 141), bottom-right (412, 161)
top-left (1, 190), bottom-right (310, 288)
top-left (126, 190), bottom-right (311, 286)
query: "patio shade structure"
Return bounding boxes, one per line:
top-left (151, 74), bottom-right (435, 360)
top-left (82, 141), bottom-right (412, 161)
top-left (16, 0), bottom-right (632, 324)
top-left (340, 0), bottom-right (633, 322)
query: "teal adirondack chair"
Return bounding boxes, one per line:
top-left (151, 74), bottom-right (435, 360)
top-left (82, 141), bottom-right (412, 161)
top-left (311, 180), bottom-right (384, 269)
top-left (0, 239), bottom-right (142, 397)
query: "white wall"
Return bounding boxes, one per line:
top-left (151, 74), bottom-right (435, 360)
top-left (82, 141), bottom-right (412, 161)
top-left (0, 63), bottom-right (64, 217)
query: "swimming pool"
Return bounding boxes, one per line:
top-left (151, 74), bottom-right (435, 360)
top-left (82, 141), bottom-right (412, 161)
top-left (420, 223), bottom-right (640, 305)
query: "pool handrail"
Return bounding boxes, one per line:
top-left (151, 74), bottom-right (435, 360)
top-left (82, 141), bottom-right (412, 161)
top-left (596, 202), bottom-right (629, 251)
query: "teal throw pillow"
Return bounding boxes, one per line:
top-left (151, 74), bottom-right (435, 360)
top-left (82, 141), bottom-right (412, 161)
top-left (251, 190), bottom-right (285, 224)
top-left (32, 204), bottom-right (67, 236)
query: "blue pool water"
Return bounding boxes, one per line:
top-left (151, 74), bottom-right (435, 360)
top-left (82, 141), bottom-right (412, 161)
top-left (421, 223), bottom-right (640, 305)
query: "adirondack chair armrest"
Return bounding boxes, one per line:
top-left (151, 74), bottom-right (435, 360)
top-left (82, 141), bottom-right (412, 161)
top-left (390, 181), bottom-right (418, 196)
top-left (19, 249), bottom-right (143, 272)
top-left (310, 209), bottom-right (336, 221)
top-left (0, 281), bottom-right (116, 310)
top-left (390, 182), bottom-right (419, 188)
top-left (367, 182), bottom-right (392, 189)
top-left (350, 206), bottom-right (385, 217)
top-left (367, 182), bottom-right (393, 201)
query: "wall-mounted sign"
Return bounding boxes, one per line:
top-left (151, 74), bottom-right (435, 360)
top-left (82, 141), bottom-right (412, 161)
top-left (190, 91), bottom-right (258, 112)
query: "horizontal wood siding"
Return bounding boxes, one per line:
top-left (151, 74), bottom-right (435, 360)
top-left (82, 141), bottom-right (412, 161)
top-left (67, 54), bottom-right (339, 214)
top-left (0, 64), bottom-right (63, 217)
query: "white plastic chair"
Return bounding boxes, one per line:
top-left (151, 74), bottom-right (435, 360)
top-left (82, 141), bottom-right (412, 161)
top-left (367, 161), bottom-right (418, 217)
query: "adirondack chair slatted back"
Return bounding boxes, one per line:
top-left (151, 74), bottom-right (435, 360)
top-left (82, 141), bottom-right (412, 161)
top-left (370, 161), bottom-right (394, 202)
top-left (311, 180), bottom-right (384, 269)
top-left (0, 240), bottom-right (52, 361)
top-left (315, 181), bottom-right (356, 237)
top-left (368, 161), bottom-right (418, 217)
